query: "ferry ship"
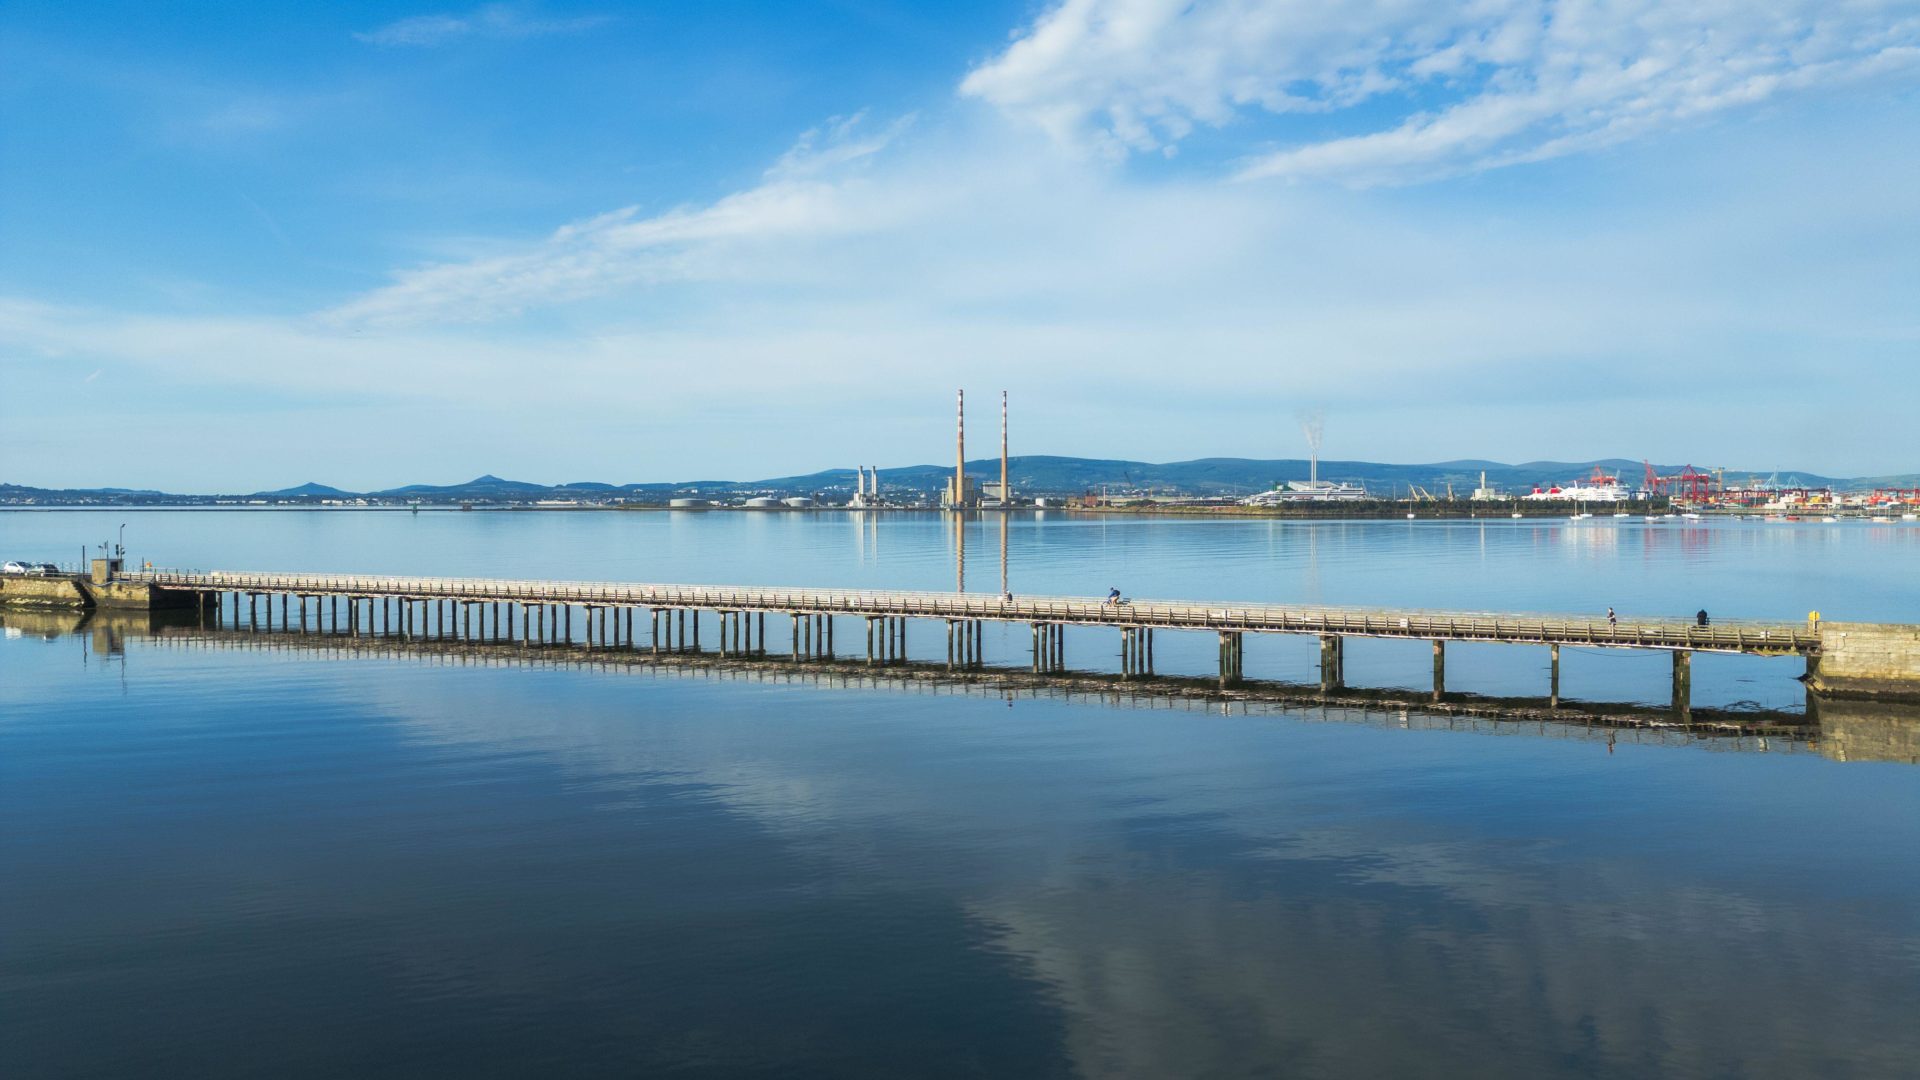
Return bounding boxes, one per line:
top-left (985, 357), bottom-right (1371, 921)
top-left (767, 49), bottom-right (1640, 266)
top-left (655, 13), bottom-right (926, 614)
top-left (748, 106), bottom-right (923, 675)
top-left (1521, 468), bottom-right (1633, 503)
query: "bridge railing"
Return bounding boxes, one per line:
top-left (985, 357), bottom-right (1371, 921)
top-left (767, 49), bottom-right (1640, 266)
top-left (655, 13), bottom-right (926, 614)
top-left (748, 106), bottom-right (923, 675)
top-left (126, 569), bottom-right (1817, 652)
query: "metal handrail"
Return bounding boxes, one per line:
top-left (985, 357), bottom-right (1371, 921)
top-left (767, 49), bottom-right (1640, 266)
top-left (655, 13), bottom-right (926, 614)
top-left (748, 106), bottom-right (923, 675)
top-left (125, 568), bottom-right (1819, 653)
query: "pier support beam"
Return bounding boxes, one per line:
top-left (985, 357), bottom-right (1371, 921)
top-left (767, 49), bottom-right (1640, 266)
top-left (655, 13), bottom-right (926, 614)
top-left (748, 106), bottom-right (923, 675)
top-left (1318, 634), bottom-right (1343, 692)
top-left (1673, 650), bottom-right (1692, 717)
top-left (1550, 644), bottom-right (1561, 708)
top-left (1432, 640), bottom-right (1445, 699)
top-left (1220, 631), bottom-right (1244, 687)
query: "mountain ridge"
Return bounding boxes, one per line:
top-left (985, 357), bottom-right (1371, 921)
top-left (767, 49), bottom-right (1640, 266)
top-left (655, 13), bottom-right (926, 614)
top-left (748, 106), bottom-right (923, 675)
top-left (7, 457), bottom-right (1912, 504)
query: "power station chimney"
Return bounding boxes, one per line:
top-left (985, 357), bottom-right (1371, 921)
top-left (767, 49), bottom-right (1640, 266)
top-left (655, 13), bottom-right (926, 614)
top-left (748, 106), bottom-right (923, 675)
top-left (1000, 390), bottom-right (1009, 508)
top-left (955, 389), bottom-right (966, 509)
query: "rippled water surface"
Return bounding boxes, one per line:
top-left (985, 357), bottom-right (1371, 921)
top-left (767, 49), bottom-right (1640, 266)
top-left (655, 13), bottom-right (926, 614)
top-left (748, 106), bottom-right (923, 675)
top-left (4, 510), bottom-right (1919, 1077)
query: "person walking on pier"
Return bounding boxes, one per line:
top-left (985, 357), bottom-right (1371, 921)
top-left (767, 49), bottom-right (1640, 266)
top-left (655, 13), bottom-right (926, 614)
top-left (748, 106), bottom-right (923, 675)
top-left (1696, 609), bottom-right (1710, 627)
top-left (1607, 606), bottom-right (1617, 630)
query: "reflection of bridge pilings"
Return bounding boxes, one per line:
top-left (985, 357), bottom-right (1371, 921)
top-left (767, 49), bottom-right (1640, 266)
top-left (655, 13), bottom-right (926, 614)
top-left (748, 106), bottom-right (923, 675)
top-left (114, 624), bottom-right (1849, 758)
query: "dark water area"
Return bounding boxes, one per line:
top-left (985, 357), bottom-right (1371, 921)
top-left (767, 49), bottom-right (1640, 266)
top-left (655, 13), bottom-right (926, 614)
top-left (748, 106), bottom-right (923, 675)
top-left (4, 511), bottom-right (1920, 1076)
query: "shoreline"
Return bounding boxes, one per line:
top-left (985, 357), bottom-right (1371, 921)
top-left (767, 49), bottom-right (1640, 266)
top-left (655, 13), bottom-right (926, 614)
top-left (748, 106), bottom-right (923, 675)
top-left (3, 502), bottom-right (1903, 521)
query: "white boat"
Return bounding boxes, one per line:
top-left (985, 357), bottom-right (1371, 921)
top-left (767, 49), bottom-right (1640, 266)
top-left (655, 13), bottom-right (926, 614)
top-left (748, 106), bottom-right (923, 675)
top-left (1822, 516), bottom-right (1839, 523)
top-left (1904, 513), bottom-right (1918, 521)
top-left (1612, 512), bottom-right (1631, 518)
top-left (1681, 513), bottom-right (1702, 520)
top-left (1510, 512), bottom-right (1523, 519)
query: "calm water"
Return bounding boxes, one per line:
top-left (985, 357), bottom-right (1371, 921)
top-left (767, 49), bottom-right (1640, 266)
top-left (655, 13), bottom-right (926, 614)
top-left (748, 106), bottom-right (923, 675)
top-left (5, 510), bottom-right (1920, 1077)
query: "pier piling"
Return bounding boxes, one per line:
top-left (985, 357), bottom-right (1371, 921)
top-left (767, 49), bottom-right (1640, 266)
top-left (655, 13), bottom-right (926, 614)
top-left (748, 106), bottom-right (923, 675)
top-left (1319, 635), bottom-right (1343, 692)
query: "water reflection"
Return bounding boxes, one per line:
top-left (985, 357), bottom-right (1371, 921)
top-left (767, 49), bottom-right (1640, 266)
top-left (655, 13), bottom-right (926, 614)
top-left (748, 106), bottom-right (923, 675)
top-left (6, 611), bottom-right (1920, 1077)
top-left (10, 609), bottom-right (1915, 765)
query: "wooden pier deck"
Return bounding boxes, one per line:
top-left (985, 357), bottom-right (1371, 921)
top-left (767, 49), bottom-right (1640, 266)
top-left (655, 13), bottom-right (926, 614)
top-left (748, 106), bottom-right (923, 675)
top-left (133, 569), bottom-right (1816, 654)
top-left (131, 568), bottom-right (1829, 712)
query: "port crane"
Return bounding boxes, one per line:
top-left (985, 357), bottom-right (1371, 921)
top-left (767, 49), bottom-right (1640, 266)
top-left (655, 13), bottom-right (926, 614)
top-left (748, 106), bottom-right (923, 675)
top-left (1643, 461), bottom-right (1717, 505)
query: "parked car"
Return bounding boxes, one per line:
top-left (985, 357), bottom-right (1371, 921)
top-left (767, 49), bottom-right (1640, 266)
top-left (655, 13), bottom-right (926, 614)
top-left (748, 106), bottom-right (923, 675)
top-left (36, 564), bottom-right (60, 575)
top-left (2, 561), bottom-right (32, 575)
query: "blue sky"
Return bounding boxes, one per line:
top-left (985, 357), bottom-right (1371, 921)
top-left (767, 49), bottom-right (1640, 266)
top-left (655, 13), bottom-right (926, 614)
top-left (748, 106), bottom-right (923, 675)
top-left (4, 0), bottom-right (1918, 490)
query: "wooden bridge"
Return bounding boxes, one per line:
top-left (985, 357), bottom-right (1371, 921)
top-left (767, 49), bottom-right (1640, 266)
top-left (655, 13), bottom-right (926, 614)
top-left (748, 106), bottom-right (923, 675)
top-left (132, 568), bottom-right (1826, 712)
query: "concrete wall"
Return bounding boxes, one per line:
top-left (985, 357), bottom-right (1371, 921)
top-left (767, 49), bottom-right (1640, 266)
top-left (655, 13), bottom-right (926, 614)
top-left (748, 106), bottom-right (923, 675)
top-left (0, 575), bottom-right (91, 608)
top-left (1812, 622), bottom-right (1920, 701)
top-left (0, 575), bottom-right (201, 611)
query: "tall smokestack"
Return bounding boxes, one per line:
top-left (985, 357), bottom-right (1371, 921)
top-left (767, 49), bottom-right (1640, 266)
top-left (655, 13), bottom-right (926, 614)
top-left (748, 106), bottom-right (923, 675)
top-left (1000, 390), bottom-right (1009, 507)
top-left (955, 389), bottom-right (966, 509)
top-left (1300, 410), bottom-right (1325, 489)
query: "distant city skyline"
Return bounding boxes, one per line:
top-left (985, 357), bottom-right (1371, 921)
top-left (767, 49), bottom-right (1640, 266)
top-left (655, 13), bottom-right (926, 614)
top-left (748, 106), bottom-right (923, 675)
top-left (4, 1), bottom-right (1918, 489)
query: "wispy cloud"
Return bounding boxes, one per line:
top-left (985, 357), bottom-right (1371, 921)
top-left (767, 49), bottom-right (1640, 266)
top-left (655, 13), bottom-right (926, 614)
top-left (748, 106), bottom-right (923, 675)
top-left (769, 111), bottom-right (917, 179)
top-left (324, 114), bottom-right (916, 326)
top-left (355, 4), bottom-right (611, 48)
top-left (961, 0), bottom-right (1920, 184)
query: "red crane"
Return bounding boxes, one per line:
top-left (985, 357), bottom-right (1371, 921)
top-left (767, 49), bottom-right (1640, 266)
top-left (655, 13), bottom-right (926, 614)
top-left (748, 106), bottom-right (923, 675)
top-left (1643, 461), bottom-right (1717, 506)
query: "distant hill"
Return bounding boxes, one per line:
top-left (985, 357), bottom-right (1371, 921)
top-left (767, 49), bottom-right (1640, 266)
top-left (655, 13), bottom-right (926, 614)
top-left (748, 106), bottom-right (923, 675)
top-left (250, 482), bottom-right (354, 498)
top-left (0, 456), bottom-right (1900, 505)
top-left (375, 474), bottom-right (556, 497)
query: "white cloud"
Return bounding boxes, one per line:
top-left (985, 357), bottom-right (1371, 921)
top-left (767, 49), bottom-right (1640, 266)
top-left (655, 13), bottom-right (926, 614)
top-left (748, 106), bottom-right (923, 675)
top-left (355, 4), bottom-right (611, 48)
top-left (324, 115), bottom-right (919, 326)
top-left (960, 0), bottom-right (1920, 184)
top-left (5, 65), bottom-right (1917, 485)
